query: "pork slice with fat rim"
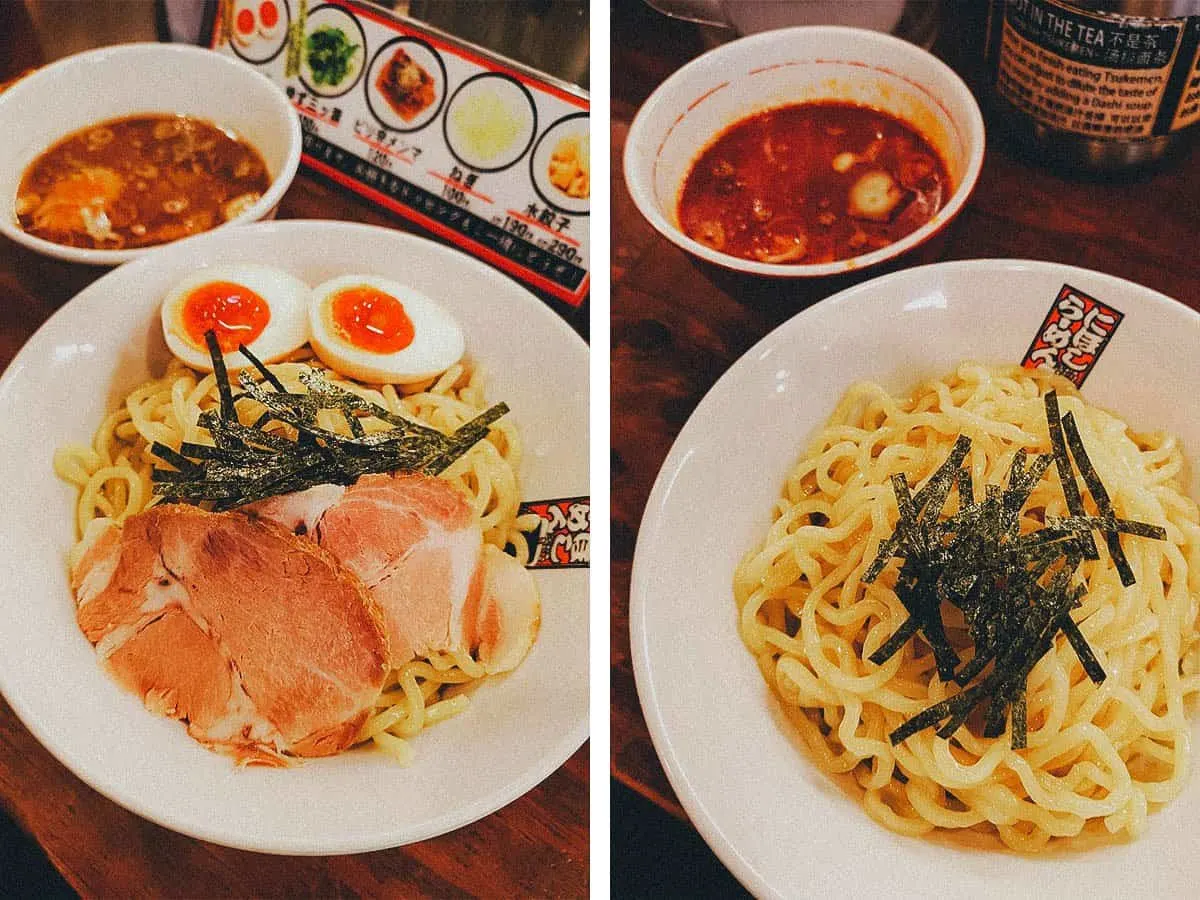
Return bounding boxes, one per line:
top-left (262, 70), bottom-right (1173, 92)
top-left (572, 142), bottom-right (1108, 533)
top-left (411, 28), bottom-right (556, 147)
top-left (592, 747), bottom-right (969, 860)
top-left (310, 473), bottom-right (484, 667)
top-left (71, 504), bottom-right (390, 764)
top-left (249, 473), bottom-right (540, 673)
top-left (466, 544), bottom-right (540, 674)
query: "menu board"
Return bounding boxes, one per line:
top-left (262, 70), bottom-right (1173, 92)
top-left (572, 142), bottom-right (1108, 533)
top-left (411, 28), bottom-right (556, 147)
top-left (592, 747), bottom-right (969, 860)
top-left (207, 0), bottom-right (590, 307)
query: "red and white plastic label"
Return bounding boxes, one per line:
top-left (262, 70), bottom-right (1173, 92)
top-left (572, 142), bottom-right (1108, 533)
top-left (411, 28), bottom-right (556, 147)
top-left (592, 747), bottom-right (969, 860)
top-left (1022, 283), bottom-right (1124, 387)
top-left (519, 497), bottom-right (589, 570)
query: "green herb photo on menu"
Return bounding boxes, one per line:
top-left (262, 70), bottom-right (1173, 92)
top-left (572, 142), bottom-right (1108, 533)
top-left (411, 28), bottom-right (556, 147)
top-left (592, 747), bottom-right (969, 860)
top-left (306, 25), bottom-right (359, 87)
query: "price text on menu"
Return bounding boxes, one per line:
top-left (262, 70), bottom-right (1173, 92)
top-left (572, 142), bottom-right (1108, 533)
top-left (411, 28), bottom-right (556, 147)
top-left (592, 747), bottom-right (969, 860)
top-left (208, 0), bottom-right (590, 307)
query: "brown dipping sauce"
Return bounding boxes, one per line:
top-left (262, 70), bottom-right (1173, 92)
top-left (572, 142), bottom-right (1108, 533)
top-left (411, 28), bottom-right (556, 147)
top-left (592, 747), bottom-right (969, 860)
top-left (677, 102), bottom-right (950, 265)
top-left (16, 114), bottom-right (271, 250)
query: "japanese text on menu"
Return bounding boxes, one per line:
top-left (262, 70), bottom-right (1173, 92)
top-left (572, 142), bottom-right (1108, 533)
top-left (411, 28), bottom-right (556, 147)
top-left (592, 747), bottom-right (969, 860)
top-left (211, 0), bottom-right (590, 307)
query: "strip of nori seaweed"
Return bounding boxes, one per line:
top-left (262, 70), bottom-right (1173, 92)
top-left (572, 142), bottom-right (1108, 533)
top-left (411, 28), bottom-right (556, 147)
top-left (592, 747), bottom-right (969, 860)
top-left (918, 447), bottom-right (967, 533)
top-left (952, 554), bottom-right (1048, 686)
top-left (177, 441), bottom-right (253, 461)
top-left (862, 435), bottom-right (971, 583)
top-left (298, 368), bottom-right (446, 438)
top-left (956, 467), bottom-right (974, 507)
top-left (150, 479), bottom-right (242, 501)
top-left (1061, 411), bottom-right (1135, 586)
top-left (1059, 615), bottom-right (1106, 683)
top-left (867, 482), bottom-right (960, 675)
top-left (237, 342), bottom-right (326, 449)
top-left (237, 374), bottom-right (324, 421)
top-left (879, 388), bottom-right (1167, 748)
top-left (421, 403), bottom-right (510, 474)
top-left (204, 331), bottom-right (236, 421)
top-left (236, 376), bottom-right (445, 451)
top-left (236, 342), bottom-right (287, 393)
top-left (1044, 391), bottom-right (1098, 561)
top-left (1011, 693), bottom-right (1028, 749)
top-left (918, 592), bottom-right (962, 682)
top-left (1004, 452), bottom-right (1053, 519)
top-left (152, 331), bottom-right (510, 510)
top-left (1044, 516), bottom-right (1166, 540)
top-left (867, 615), bottom-right (922, 666)
top-left (950, 651), bottom-right (991, 688)
top-left (981, 692), bottom-right (1012, 739)
top-left (149, 441), bottom-right (201, 473)
top-left (934, 567), bottom-right (1082, 743)
top-left (199, 409), bottom-right (294, 452)
top-left (890, 681), bottom-right (989, 744)
top-left (934, 695), bottom-right (978, 740)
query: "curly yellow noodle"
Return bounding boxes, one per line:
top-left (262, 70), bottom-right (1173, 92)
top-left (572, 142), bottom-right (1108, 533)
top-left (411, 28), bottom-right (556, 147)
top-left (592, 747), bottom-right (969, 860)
top-left (371, 730), bottom-right (415, 766)
top-left (734, 363), bottom-right (1200, 850)
top-left (58, 350), bottom-right (531, 764)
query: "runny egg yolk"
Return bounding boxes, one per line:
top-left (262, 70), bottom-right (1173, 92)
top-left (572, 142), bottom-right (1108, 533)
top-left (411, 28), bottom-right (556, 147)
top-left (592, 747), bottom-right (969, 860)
top-left (181, 281), bottom-right (270, 352)
top-left (330, 285), bottom-right (415, 354)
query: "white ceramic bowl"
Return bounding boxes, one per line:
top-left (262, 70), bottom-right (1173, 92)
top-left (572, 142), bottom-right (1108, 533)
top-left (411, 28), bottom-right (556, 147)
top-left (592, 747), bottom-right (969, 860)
top-left (0, 43), bottom-right (301, 265)
top-left (631, 260), bottom-right (1200, 898)
top-left (624, 26), bottom-right (986, 278)
top-left (0, 221), bottom-right (588, 853)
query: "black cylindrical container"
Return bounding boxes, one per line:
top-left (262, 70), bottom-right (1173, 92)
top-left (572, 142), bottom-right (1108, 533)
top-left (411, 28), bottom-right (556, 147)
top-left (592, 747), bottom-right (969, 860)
top-left (980, 0), bottom-right (1200, 171)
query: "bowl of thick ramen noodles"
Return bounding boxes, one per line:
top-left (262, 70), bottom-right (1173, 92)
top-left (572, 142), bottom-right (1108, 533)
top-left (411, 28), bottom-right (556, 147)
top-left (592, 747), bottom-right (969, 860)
top-left (0, 43), bottom-right (301, 265)
top-left (0, 221), bottom-right (587, 853)
top-left (631, 260), bottom-right (1200, 897)
top-left (624, 26), bottom-right (985, 278)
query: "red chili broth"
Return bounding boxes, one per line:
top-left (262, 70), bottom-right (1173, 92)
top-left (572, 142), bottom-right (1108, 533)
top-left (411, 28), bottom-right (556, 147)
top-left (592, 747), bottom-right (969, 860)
top-left (677, 102), bottom-right (950, 266)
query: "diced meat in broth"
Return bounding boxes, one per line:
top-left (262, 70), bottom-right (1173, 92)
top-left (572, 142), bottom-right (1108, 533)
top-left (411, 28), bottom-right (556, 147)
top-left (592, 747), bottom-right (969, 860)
top-left (677, 102), bottom-right (949, 265)
top-left (17, 114), bottom-right (270, 250)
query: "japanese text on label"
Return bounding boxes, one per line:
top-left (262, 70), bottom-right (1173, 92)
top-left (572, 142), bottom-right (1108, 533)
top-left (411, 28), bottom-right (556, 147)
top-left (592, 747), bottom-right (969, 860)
top-left (1022, 284), bottom-right (1123, 387)
top-left (519, 497), bottom-right (589, 569)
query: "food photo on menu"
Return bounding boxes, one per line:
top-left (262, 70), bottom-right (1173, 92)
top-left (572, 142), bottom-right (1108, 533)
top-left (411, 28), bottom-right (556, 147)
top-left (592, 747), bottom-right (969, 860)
top-left (612, 0), bottom-right (1200, 897)
top-left (0, 0), bottom-right (588, 896)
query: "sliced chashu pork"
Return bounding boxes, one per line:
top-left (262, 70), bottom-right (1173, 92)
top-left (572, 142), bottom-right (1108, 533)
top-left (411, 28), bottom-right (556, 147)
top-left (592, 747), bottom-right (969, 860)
top-left (469, 544), bottom-right (541, 674)
top-left (70, 504), bottom-right (389, 764)
top-left (248, 473), bottom-right (539, 673)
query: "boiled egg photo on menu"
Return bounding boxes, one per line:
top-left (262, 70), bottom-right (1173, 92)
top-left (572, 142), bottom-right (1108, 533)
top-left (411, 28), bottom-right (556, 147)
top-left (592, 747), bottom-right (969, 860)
top-left (160, 264), bottom-right (310, 370)
top-left (308, 275), bottom-right (465, 384)
top-left (232, 0), bottom-right (284, 46)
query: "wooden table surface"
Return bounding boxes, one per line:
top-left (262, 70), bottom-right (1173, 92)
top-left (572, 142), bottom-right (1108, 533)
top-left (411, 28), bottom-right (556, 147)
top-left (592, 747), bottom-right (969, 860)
top-left (0, 12), bottom-right (587, 899)
top-left (610, 0), bottom-right (1200, 886)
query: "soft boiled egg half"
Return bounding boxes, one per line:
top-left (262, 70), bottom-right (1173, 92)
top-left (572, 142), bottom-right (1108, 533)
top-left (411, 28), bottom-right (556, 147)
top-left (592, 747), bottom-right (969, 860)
top-left (160, 264), bottom-right (310, 370)
top-left (308, 275), bottom-right (465, 383)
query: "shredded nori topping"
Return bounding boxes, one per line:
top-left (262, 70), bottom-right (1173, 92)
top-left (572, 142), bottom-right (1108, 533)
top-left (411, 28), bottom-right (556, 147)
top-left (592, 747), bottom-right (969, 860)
top-left (150, 332), bottom-right (508, 511)
top-left (867, 390), bottom-right (1165, 749)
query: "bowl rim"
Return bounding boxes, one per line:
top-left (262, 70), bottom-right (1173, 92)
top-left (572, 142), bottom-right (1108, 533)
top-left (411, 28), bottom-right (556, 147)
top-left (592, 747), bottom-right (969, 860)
top-left (0, 42), bottom-right (302, 266)
top-left (623, 25), bottom-right (987, 279)
top-left (0, 218), bottom-right (589, 854)
top-left (630, 257), bottom-right (1200, 898)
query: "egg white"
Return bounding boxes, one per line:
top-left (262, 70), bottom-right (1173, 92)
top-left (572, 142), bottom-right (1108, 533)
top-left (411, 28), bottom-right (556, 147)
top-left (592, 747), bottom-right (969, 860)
top-left (160, 265), bottom-right (311, 371)
top-left (308, 275), bottom-right (465, 384)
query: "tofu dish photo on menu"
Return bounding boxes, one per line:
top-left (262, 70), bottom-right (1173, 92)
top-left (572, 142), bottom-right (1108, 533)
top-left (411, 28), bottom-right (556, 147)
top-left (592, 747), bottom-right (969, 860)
top-left (0, 1), bottom-right (588, 896)
top-left (613, 0), bottom-right (1200, 898)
